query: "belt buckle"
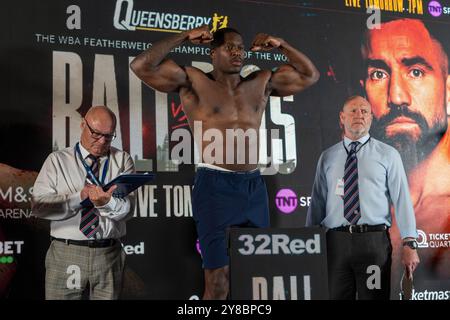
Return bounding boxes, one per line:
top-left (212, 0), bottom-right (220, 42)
top-left (349, 225), bottom-right (356, 234)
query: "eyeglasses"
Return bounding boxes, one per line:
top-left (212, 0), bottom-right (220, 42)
top-left (84, 119), bottom-right (116, 141)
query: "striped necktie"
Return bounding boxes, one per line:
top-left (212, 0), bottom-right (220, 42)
top-left (79, 154), bottom-right (100, 238)
top-left (343, 141), bottom-right (361, 224)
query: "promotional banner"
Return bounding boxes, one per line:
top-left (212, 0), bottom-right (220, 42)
top-left (1, 0), bottom-right (448, 300)
top-left (229, 228), bottom-right (328, 300)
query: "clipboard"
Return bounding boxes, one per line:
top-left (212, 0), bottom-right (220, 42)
top-left (400, 270), bottom-right (414, 300)
top-left (80, 173), bottom-right (155, 207)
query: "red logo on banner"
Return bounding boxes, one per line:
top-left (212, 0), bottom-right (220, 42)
top-left (170, 102), bottom-right (189, 130)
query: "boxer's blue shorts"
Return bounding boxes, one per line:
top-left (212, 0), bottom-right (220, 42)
top-left (192, 167), bottom-right (270, 269)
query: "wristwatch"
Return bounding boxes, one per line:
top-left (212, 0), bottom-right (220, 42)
top-left (403, 239), bottom-right (418, 249)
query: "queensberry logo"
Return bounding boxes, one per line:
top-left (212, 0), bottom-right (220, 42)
top-left (114, 0), bottom-right (227, 33)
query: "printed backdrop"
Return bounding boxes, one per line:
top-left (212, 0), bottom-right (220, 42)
top-left (0, 0), bottom-right (448, 300)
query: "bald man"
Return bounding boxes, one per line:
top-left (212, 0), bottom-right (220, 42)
top-left (306, 96), bottom-right (419, 300)
top-left (32, 106), bottom-right (135, 300)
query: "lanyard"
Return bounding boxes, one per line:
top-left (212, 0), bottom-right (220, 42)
top-left (342, 136), bottom-right (371, 155)
top-left (75, 142), bottom-right (109, 186)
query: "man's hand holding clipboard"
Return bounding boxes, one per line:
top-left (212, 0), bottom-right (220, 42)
top-left (88, 184), bottom-right (118, 207)
top-left (81, 173), bottom-right (155, 208)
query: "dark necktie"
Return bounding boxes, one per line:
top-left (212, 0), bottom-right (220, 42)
top-left (343, 141), bottom-right (361, 224)
top-left (79, 154), bottom-right (100, 238)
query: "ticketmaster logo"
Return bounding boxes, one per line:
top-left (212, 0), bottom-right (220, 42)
top-left (409, 289), bottom-right (450, 300)
top-left (114, 0), bottom-right (211, 32)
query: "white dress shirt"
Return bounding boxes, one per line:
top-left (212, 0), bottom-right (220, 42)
top-left (31, 143), bottom-right (135, 240)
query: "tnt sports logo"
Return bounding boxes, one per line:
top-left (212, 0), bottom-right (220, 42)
top-left (275, 189), bottom-right (297, 214)
top-left (428, 1), bottom-right (442, 16)
top-left (275, 189), bottom-right (311, 214)
top-left (113, 0), bottom-right (229, 33)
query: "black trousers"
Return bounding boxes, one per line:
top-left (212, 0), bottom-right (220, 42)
top-left (326, 229), bottom-right (392, 300)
